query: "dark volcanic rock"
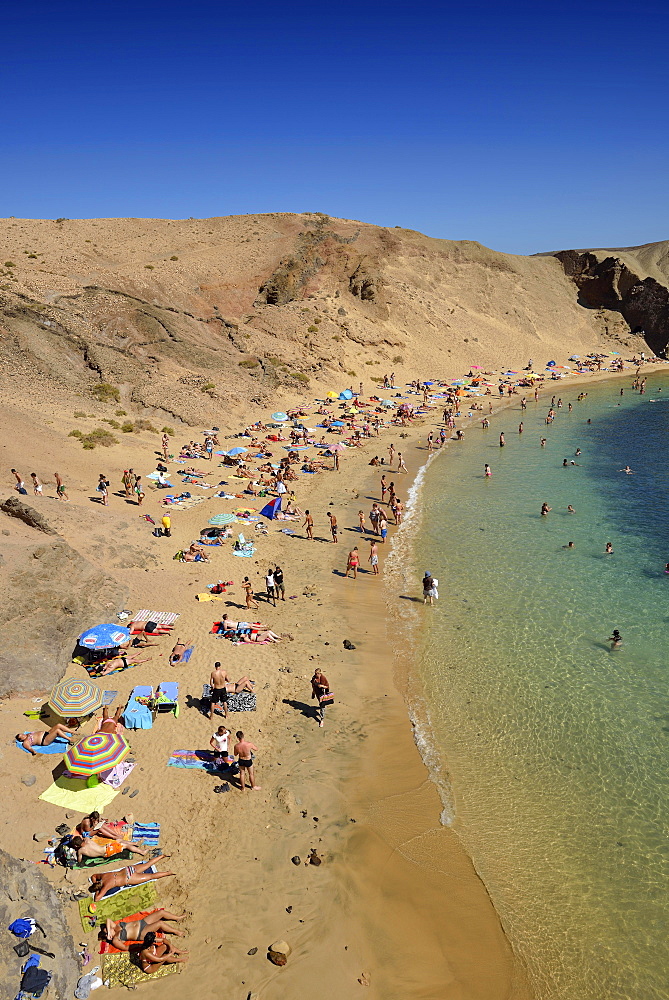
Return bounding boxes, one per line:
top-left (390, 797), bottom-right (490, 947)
top-left (0, 497), bottom-right (57, 534)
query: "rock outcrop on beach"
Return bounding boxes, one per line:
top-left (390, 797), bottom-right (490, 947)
top-left (1, 214), bottom-right (662, 432)
top-left (0, 849), bottom-right (79, 999)
top-left (0, 503), bottom-right (127, 696)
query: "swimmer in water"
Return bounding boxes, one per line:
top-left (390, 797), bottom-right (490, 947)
top-left (540, 437), bottom-right (547, 447)
top-left (665, 563), bottom-right (669, 574)
top-left (567, 505), bottom-right (575, 513)
top-left (563, 459), bottom-right (569, 467)
top-left (541, 502), bottom-right (552, 516)
top-left (562, 541), bottom-right (575, 549)
top-left (608, 629), bottom-right (622, 648)
top-left (484, 464), bottom-right (492, 477)
top-left (620, 466), bottom-right (635, 474)
top-left (575, 449), bottom-right (581, 456)
top-left (605, 542), bottom-right (613, 553)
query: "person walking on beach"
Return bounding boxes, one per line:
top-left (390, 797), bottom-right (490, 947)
top-left (379, 514), bottom-right (388, 543)
top-left (303, 510), bottom-right (314, 540)
top-left (97, 473), bottom-right (110, 506)
top-left (242, 577), bottom-right (259, 610)
top-left (54, 472), bottom-right (69, 500)
top-left (161, 433), bottom-right (170, 460)
top-left (346, 547), bottom-right (360, 579)
top-left (311, 668), bottom-right (331, 728)
top-left (274, 565), bottom-right (285, 601)
top-left (369, 540), bottom-right (379, 575)
top-left (370, 503), bottom-right (381, 535)
top-left (394, 499), bottom-right (404, 524)
top-left (397, 453), bottom-right (407, 473)
top-left (233, 731), bottom-right (261, 790)
top-left (30, 472), bottom-right (42, 496)
top-left (265, 567), bottom-right (276, 605)
top-left (422, 572), bottom-right (438, 606)
top-left (388, 443), bottom-right (395, 466)
top-left (122, 469), bottom-right (133, 498)
top-left (358, 510), bottom-right (366, 533)
top-left (327, 511), bottom-right (338, 543)
top-left (209, 662), bottom-right (230, 720)
top-left (134, 475), bottom-right (145, 506)
top-left (11, 469), bottom-right (27, 494)
top-left (380, 475), bottom-right (387, 503)
top-left (427, 431), bottom-right (433, 452)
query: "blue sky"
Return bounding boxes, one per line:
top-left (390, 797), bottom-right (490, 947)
top-left (2, 1), bottom-right (668, 253)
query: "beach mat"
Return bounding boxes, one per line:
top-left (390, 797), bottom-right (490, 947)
top-left (132, 611), bottom-right (180, 625)
top-left (16, 737), bottom-right (69, 755)
top-left (180, 645), bottom-right (194, 662)
top-left (102, 950), bottom-right (180, 987)
top-left (82, 659), bottom-right (138, 679)
top-left (132, 821), bottom-right (160, 847)
top-left (77, 849), bottom-right (134, 870)
top-left (39, 776), bottom-right (119, 814)
top-left (79, 886), bottom-right (158, 931)
top-left (167, 749), bottom-right (233, 774)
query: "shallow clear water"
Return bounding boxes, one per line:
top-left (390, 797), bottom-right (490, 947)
top-left (411, 376), bottom-right (669, 1000)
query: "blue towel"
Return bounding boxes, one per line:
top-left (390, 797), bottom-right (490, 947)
top-left (122, 686), bottom-right (153, 730)
top-left (15, 738), bottom-right (69, 755)
top-left (180, 647), bottom-right (194, 663)
top-left (132, 821), bottom-right (160, 846)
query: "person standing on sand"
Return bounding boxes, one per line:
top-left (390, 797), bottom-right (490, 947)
top-left (327, 511), bottom-right (338, 543)
top-left (30, 473), bottom-right (42, 496)
top-left (394, 499), bottom-right (404, 524)
top-left (122, 469), bottom-right (132, 497)
top-left (242, 577), bottom-right (259, 610)
top-left (333, 449), bottom-right (340, 471)
top-left (427, 431), bottom-right (433, 452)
top-left (369, 503), bottom-right (380, 534)
top-left (358, 510), bottom-right (366, 533)
top-left (311, 668), bottom-right (331, 728)
top-left (54, 472), bottom-right (69, 500)
top-left (380, 475), bottom-right (387, 503)
top-left (379, 514), bottom-right (388, 543)
top-left (369, 540), bottom-right (379, 575)
top-left (274, 565), bottom-right (285, 601)
top-left (209, 661), bottom-right (230, 720)
top-left (388, 443), bottom-right (395, 466)
top-left (162, 433), bottom-right (169, 460)
top-left (397, 453), bottom-right (407, 473)
top-left (265, 567), bottom-right (276, 605)
top-left (303, 509), bottom-right (314, 540)
top-left (134, 476), bottom-right (145, 506)
top-left (161, 513), bottom-right (171, 537)
top-left (233, 731), bottom-right (261, 790)
top-left (346, 547), bottom-right (360, 579)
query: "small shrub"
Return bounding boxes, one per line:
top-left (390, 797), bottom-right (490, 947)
top-left (74, 410), bottom-right (87, 417)
top-left (238, 359), bottom-right (258, 369)
top-left (365, 360), bottom-right (375, 365)
top-left (55, 218), bottom-right (68, 223)
top-left (103, 419), bottom-right (121, 429)
top-left (332, 335), bottom-right (341, 342)
top-left (347, 370), bottom-right (357, 377)
top-left (266, 357), bottom-right (282, 366)
top-left (291, 372), bottom-right (310, 383)
top-left (115, 409), bottom-right (127, 416)
top-left (392, 355), bottom-right (403, 364)
top-left (201, 382), bottom-right (216, 392)
top-left (370, 375), bottom-right (383, 383)
top-left (73, 428), bottom-right (118, 449)
top-left (121, 421), bottom-right (135, 433)
top-left (170, 255), bottom-right (178, 260)
top-left (91, 383), bottom-right (120, 403)
top-left (134, 419), bottom-right (158, 433)
top-left (68, 429), bottom-right (83, 438)
top-left (161, 425), bottom-right (174, 435)
top-left (314, 317), bottom-right (321, 324)
top-left (307, 325), bottom-right (318, 333)
top-left (4, 261), bottom-right (15, 267)
top-left (144, 264), bottom-right (154, 270)
top-left (27, 254), bottom-right (38, 259)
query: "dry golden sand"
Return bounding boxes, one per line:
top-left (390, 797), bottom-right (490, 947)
top-left (0, 363), bottom-right (655, 998)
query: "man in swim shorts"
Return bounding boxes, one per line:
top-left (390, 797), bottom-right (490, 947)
top-left (233, 731), bottom-right (261, 790)
top-left (209, 661), bottom-right (230, 720)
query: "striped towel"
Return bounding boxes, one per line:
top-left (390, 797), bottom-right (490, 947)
top-left (132, 821), bottom-right (160, 846)
top-left (132, 611), bottom-right (180, 625)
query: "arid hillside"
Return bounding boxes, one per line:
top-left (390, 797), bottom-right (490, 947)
top-left (0, 213), bottom-right (660, 432)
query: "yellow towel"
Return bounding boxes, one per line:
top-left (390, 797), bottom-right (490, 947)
top-left (39, 776), bottom-right (119, 814)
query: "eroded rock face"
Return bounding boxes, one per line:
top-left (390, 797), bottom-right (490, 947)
top-left (0, 497), bottom-right (57, 535)
top-left (555, 250), bottom-right (669, 356)
top-left (0, 849), bottom-right (79, 999)
top-left (0, 518), bottom-right (127, 695)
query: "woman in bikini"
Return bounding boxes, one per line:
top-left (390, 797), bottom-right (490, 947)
top-left (138, 932), bottom-right (190, 972)
top-left (16, 723), bottom-right (74, 755)
top-left (346, 546), bottom-right (360, 579)
top-left (76, 810), bottom-right (127, 841)
top-left (101, 910), bottom-right (186, 951)
top-left (90, 856), bottom-right (174, 902)
top-left (96, 652), bottom-right (152, 677)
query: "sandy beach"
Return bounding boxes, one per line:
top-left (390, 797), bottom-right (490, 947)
top-left (1, 358), bottom-right (661, 999)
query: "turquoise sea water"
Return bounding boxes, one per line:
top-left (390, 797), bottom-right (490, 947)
top-left (405, 376), bottom-right (669, 1000)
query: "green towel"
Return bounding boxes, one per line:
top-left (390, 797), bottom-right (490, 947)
top-left (78, 882), bottom-right (158, 931)
top-left (102, 952), bottom-right (180, 988)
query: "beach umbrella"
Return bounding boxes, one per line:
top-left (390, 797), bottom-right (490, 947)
top-left (78, 624), bottom-right (130, 650)
top-left (331, 420), bottom-right (345, 427)
top-left (339, 389), bottom-right (353, 400)
top-left (271, 412), bottom-right (288, 421)
top-left (48, 678), bottom-right (103, 718)
top-left (328, 442), bottom-right (346, 451)
top-left (226, 447), bottom-right (248, 457)
top-left (326, 391), bottom-right (338, 399)
top-left (65, 732), bottom-right (130, 776)
top-left (208, 513), bottom-right (237, 525)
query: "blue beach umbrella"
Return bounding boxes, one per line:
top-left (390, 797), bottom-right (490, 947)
top-left (331, 420), bottom-right (345, 427)
top-left (271, 412), bottom-right (288, 421)
top-left (78, 624), bottom-right (131, 650)
top-left (226, 447), bottom-right (248, 457)
top-left (381, 400), bottom-right (394, 407)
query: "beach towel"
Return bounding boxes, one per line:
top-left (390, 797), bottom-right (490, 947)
top-left (39, 776), bottom-right (119, 814)
top-left (89, 865), bottom-right (158, 901)
top-left (16, 737), bottom-right (69, 755)
top-left (132, 610), bottom-right (180, 625)
top-left (195, 592), bottom-right (223, 602)
top-left (92, 715), bottom-right (125, 735)
top-left (167, 749), bottom-right (234, 774)
top-left (102, 951), bottom-right (180, 987)
top-left (79, 888), bottom-right (158, 932)
top-left (123, 687), bottom-right (153, 730)
top-left (132, 821), bottom-right (160, 847)
top-left (102, 760), bottom-right (135, 789)
top-left (228, 691), bottom-right (256, 712)
top-left (102, 690), bottom-right (117, 705)
top-left (82, 658), bottom-right (137, 679)
top-left (178, 646), bottom-right (194, 662)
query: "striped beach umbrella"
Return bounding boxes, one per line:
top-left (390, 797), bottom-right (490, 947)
top-left (48, 678), bottom-right (102, 718)
top-left (65, 733), bottom-right (130, 776)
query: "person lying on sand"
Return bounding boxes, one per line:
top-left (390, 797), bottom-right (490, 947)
top-left (169, 638), bottom-right (193, 665)
top-left (96, 653), bottom-right (151, 677)
top-left (138, 933), bottom-right (190, 972)
top-left (240, 629), bottom-right (282, 643)
top-left (90, 856), bottom-right (174, 901)
top-left (16, 723), bottom-right (74, 754)
top-left (70, 836), bottom-right (148, 864)
top-left (226, 676), bottom-right (256, 693)
top-left (76, 810), bottom-right (130, 840)
top-left (97, 706), bottom-right (123, 733)
top-left (101, 911), bottom-right (186, 951)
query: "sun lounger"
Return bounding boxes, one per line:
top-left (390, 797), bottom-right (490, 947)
top-left (152, 682), bottom-right (179, 718)
top-left (122, 687), bottom-right (153, 730)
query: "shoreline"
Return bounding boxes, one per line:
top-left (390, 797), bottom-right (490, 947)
top-left (0, 361), bottom-right (661, 998)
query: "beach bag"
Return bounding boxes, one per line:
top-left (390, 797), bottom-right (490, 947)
top-left (54, 835), bottom-right (77, 868)
top-left (153, 527), bottom-right (162, 537)
top-left (319, 692), bottom-right (335, 706)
